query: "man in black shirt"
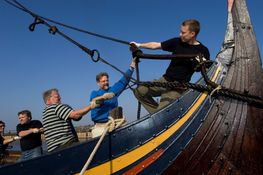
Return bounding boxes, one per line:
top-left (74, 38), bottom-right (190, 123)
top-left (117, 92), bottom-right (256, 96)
top-left (131, 19), bottom-right (210, 114)
top-left (16, 110), bottom-right (43, 161)
top-left (0, 121), bottom-right (20, 165)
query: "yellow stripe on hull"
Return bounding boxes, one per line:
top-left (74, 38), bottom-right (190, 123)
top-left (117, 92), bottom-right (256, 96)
top-left (77, 66), bottom-right (221, 175)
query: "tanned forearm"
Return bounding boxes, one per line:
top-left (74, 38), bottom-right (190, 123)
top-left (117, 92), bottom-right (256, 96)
top-left (18, 129), bottom-right (36, 137)
top-left (69, 105), bottom-right (92, 120)
top-left (140, 42), bottom-right (161, 49)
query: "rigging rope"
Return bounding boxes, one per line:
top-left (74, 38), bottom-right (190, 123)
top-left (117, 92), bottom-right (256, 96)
top-left (5, 0), bottom-right (130, 45)
top-left (138, 81), bottom-right (263, 108)
top-left (5, 0), bottom-right (263, 108)
top-left (130, 46), bottom-right (263, 108)
top-left (5, 0), bottom-right (138, 83)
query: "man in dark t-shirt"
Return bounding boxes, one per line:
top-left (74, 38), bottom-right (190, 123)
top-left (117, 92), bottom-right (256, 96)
top-left (1, 121), bottom-right (20, 165)
top-left (130, 19), bottom-right (210, 114)
top-left (16, 110), bottom-right (43, 161)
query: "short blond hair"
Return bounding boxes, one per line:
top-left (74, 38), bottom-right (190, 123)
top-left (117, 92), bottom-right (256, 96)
top-left (182, 19), bottom-right (200, 36)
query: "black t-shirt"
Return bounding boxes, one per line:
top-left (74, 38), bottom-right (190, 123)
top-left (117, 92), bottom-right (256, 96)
top-left (161, 37), bottom-right (210, 82)
top-left (0, 135), bottom-right (8, 156)
top-left (16, 120), bottom-right (43, 151)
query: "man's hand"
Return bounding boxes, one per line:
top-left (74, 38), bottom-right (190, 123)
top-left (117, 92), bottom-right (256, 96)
top-left (13, 136), bottom-right (21, 141)
top-left (31, 128), bottom-right (40, 133)
top-left (102, 93), bottom-right (115, 99)
top-left (90, 100), bottom-right (102, 109)
top-left (39, 128), bottom-right (44, 133)
top-left (195, 55), bottom-right (207, 62)
top-left (130, 41), bottom-right (141, 48)
top-left (90, 93), bottom-right (114, 109)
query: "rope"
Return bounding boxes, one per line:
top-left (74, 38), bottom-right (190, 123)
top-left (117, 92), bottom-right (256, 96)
top-left (4, 0), bottom-right (139, 86)
top-left (5, 0), bottom-right (130, 45)
top-left (138, 81), bottom-right (263, 108)
top-left (79, 117), bottom-right (125, 175)
top-left (79, 124), bottom-right (110, 175)
top-left (209, 85), bottom-right (222, 103)
top-left (5, 0), bottom-right (97, 58)
top-left (5, 0), bottom-right (262, 108)
top-left (131, 45), bottom-right (206, 61)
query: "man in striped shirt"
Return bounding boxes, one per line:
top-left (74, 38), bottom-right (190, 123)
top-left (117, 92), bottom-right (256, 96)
top-left (42, 88), bottom-right (104, 152)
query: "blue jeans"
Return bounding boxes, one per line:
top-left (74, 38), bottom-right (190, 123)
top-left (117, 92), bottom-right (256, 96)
top-left (19, 146), bottom-right (43, 161)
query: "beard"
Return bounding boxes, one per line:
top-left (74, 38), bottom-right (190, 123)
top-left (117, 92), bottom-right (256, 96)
top-left (102, 84), bottom-right (109, 90)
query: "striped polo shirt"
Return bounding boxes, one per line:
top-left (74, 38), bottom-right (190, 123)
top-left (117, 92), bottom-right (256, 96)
top-left (42, 103), bottom-right (78, 152)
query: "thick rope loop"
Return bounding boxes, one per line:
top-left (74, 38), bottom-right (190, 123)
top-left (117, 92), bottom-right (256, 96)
top-left (139, 80), bottom-right (263, 108)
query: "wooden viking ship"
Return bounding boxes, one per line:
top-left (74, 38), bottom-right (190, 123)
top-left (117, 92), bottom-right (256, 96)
top-left (1, 0), bottom-right (262, 174)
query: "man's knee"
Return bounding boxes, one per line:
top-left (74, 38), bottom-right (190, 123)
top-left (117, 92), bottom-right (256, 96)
top-left (134, 86), bottom-right (149, 97)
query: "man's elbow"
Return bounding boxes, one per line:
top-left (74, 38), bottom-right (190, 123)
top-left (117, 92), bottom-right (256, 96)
top-left (69, 111), bottom-right (82, 120)
top-left (150, 42), bottom-right (161, 49)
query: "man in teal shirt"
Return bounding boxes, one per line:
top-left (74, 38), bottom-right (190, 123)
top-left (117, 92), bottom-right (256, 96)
top-left (90, 57), bottom-right (136, 137)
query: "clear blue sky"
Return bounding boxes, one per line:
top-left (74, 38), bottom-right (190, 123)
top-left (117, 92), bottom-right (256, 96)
top-left (0, 0), bottom-right (262, 131)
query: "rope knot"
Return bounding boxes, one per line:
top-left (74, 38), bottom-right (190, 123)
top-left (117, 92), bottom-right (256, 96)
top-left (107, 116), bottom-right (126, 132)
top-left (107, 117), bottom-right (115, 132)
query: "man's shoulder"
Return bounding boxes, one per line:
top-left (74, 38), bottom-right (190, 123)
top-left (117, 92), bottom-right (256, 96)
top-left (44, 103), bottom-right (64, 113)
top-left (45, 104), bottom-right (59, 108)
top-left (91, 89), bottom-right (100, 94)
top-left (31, 120), bottom-right (42, 124)
top-left (200, 43), bottom-right (210, 58)
top-left (16, 123), bottom-right (22, 128)
top-left (161, 37), bottom-right (180, 51)
top-left (162, 37), bottom-right (180, 44)
top-left (90, 89), bottom-right (106, 97)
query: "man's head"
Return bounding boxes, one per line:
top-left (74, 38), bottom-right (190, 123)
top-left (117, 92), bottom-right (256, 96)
top-left (43, 88), bottom-right (61, 105)
top-left (180, 19), bottom-right (200, 43)
top-left (96, 72), bottom-right (109, 90)
top-left (18, 110), bottom-right (32, 125)
top-left (0, 120), bottom-right (5, 133)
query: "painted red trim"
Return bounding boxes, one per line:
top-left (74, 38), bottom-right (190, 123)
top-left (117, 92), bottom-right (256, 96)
top-left (123, 149), bottom-right (164, 175)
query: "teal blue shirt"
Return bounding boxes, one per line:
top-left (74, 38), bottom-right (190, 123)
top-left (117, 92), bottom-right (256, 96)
top-left (90, 68), bottom-right (134, 123)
